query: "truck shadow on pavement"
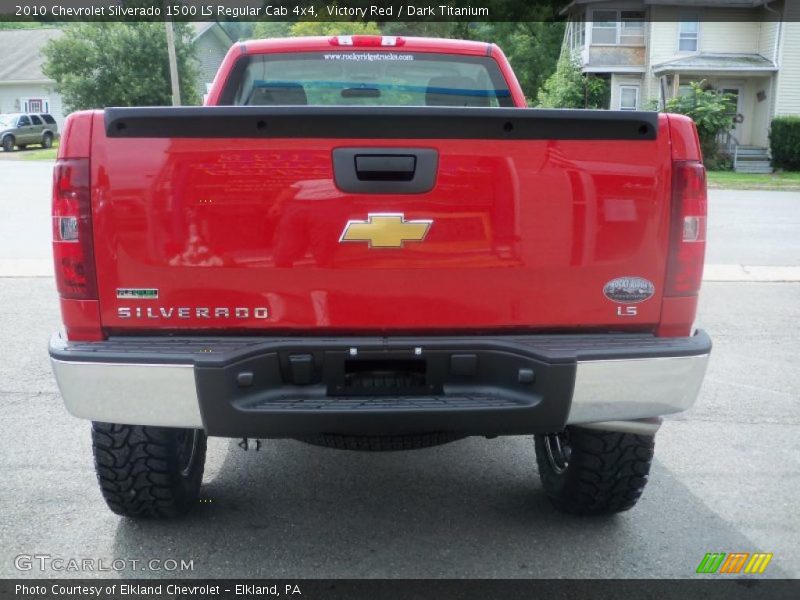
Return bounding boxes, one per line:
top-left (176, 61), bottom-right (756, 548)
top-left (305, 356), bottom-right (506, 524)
top-left (111, 435), bottom-right (783, 579)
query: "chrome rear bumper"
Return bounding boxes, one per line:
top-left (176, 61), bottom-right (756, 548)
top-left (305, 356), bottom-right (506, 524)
top-left (50, 332), bottom-right (710, 436)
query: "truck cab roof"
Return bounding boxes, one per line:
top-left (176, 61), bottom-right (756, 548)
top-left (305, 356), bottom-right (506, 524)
top-left (239, 36), bottom-right (495, 57)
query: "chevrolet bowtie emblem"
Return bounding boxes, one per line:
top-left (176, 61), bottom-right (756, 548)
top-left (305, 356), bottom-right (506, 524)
top-left (339, 213), bottom-right (432, 248)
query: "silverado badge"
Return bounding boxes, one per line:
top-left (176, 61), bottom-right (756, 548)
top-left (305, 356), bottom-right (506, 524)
top-left (339, 213), bottom-right (432, 248)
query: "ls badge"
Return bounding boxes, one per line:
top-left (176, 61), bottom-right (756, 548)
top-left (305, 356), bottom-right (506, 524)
top-left (339, 213), bottom-right (432, 248)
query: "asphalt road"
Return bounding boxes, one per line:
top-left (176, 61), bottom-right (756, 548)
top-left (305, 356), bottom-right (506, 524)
top-left (0, 160), bottom-right (798, 579)
top-left (0, 162), bottom-right (51, 261)
top-left (707, 188), bottom-right (800, 266)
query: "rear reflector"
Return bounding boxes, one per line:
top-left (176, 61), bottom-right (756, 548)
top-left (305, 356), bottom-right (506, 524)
top-left (665, 161), bottom-right (707, 296)
top-left (52, 158), bottom-right (97, 300)
top-left (682, 215), bottom-right (706, 242)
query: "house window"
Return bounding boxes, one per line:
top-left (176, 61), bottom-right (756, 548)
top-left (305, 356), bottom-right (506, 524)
top-left (591, 9), bottom-right (645, 45)
top-left (678, 16), bottom-right (699, 52)
top-left (620, 11), bottom-right (645, 45)
top-left (21, 98), bottom-right (49, 113)
top-left (576, 16), bottom-right (585, 48)
top-left (566, 19), bottom-right (573, 48)
top-left (619, 86), bottom-right (639, 111)
top-left (592, 10), bottom-right (618, 44)
top-left (569, 16), bottom-right (586, 50)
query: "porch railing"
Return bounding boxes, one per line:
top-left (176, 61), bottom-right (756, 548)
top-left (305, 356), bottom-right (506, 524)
top-left (716, 130), bottom-right (740, 163)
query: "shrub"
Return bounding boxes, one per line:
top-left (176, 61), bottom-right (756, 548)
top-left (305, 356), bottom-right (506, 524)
top-left (769, 117), bottom-right (800, 171)
top-left (663, 81), bottom-right (736, 168)
top-left (704, 153), bottom-right (734, 172)
top-left (537, 54), bottom-right (609, 109)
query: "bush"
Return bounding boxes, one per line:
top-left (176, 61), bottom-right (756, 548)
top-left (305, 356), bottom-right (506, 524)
top-left (537, 54), bottom-right (609, 109)
top-left (704, 153), bottom-right (734, 172)
top-left (663, 81), bottom-right (735, 168)
top-left (769, 117), bottom-right (800, 171)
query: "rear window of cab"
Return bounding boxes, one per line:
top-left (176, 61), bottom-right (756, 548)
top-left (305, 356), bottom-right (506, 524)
top-left (220, 52), bottom-right (514, 108)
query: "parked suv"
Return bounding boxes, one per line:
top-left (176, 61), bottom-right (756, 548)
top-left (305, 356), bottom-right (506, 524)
top-left (0, 113), bottom-right (59, 152)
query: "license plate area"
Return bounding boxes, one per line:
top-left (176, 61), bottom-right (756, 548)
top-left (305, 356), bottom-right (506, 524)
top-left (333, 358), bottom-right (436, 396)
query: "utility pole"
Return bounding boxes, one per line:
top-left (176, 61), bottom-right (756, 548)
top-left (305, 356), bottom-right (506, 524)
top-left (165, 19), bottom-right (181, 106)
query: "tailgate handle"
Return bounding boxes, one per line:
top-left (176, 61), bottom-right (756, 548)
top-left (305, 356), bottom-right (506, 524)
top-left (355, 155), bottom-right (416, 181)
top-left (333, 148), bottom-right (438, 194)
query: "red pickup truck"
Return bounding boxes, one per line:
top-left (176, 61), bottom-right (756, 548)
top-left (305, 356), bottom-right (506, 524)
top-left (49, 35), bottom-right (710, 518)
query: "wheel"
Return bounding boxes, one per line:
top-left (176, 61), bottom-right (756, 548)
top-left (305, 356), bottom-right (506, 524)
top-left (298, 432), bottom-right (464, 451)
top-left (534, 426), bottom-right (654, 515)
top-left (41, 133), bottom-right (53, 149)
top-left (2, 136), bottom-right (14, 152)
top-left (91, 422), bottom-right (206, 518)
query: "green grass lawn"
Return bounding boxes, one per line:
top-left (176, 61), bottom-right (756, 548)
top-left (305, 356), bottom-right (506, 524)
top-left (0, 141), bottom-right (59, 161)
top-left (707, 170), bottom-right (800, 190)
top-left (19, 142), bottom-right (59, 161)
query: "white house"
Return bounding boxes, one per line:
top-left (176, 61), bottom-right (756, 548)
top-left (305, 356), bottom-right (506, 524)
top-left (0, 23), bottom-right (232, 129)
top-left (561, 0), bottom-right (800, 171)
top-left (0, 28), bottom-right (65, 127)
top-left (191, 22), bottom-right (234, 99)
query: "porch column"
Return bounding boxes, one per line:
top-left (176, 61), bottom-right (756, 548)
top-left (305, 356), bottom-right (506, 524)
top-left (672, 72), bottom-right (680, 98)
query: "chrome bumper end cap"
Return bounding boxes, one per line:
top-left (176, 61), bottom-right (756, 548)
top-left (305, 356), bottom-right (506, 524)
top-left (567, 353), bottom-right (710, 430)
top-left (50, 357), bottom-right (203, 428)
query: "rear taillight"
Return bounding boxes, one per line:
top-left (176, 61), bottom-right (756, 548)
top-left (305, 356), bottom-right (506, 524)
top-left (664, 161), bottom-right (707, 296)
top-left (52, 158), bottom-right (97, 300)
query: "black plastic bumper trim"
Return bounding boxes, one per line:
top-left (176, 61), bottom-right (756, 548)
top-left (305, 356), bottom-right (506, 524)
top-left (49, 330), bottom-right (711, 367)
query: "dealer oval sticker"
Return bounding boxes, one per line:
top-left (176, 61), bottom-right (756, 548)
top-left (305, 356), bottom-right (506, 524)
top-left (603, 277), bottom-right (655, 304)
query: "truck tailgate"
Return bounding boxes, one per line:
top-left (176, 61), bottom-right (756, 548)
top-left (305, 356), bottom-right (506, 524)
top-left (90, 107), bottom-right (671, 333)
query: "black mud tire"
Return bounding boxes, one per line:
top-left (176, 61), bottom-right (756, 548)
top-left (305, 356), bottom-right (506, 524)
top-left (2, 136), bottom-right (14, 152)
top-left (41, 133), bottom-right (53, 149)
top-left (298, 432), bottom-right (464, 451)
top-left (91, 422), bottom-right (207, 518)
top-left (534, 426), bottom-right (655, 515)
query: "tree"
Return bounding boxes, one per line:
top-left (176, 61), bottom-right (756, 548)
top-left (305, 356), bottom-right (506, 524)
top-left (466, 22), bottom-right (565, 103)
top-left (42, 22), bottom-right (199, 112)
top-left (288, 21), bottom-right (381, 37)
top-left (251, 21), bottom-right (292, 39)
top-left (252, 21), bottom-right (381, 39)
top-left (664, 81), bottom-right (736, 168)
top-left (536, 54), bottom-right (609, 109)
top-left (220, 21), bottom-right (256, 42)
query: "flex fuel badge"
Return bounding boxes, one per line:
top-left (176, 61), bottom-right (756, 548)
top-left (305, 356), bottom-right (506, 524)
top-left (116, 288), bottom-right (158, 299)
top-left (603, 277), bottom-right (655, 304)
